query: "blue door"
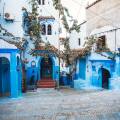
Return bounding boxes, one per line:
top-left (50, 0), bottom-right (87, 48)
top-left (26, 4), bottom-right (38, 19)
top-left (79, 58), bottom-right (86, 80)
top-left (101, 68), bottom-right (111, 89)
top-left (40, 57), bottom-right (53, 79)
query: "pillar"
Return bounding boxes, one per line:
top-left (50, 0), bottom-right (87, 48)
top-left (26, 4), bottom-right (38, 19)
top-left (54, 66), bottom-right (59, 81)
top-left (10, 52), bottom-right (19, 98)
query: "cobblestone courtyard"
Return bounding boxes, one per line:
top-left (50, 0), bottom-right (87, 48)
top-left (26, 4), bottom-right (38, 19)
top-left (0, 88), bottom-right (120, 120)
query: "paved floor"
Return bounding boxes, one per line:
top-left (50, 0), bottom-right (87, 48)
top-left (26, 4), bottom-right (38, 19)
top-left (0, 88), bottom-right (120, 120)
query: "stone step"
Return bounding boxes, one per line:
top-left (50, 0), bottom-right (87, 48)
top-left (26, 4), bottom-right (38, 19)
top-left (38, 80), bottom-right (55, 83)
top-left (38, 82), bottom-right (55, 85)
top-left (74, 80), bottom-right (89, 89)
top-left (37, 79), bottom-right (56, 88)
top-left (37, 85), bottom-right (55, 88)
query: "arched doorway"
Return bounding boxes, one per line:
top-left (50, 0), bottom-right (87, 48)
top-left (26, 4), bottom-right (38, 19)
top-left (0, 57), bottom-right (10, 97)
top-left (101, 68), bottom-right (111, 89)
top-left (40, 57), bottom-right (53, 79)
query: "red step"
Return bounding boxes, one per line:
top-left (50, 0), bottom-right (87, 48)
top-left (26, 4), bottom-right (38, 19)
top-left (37, 79), bottom-right (56, 88)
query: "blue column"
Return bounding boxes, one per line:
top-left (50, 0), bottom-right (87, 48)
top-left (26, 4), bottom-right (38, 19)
top-left (54, 66), bottom-right (59, 81)
top-left (18, 63), bottom-right (22, 97)
top-left (38, 67), bottom-right (40, 80)
top-left (10, 52), bottom-right (19, 98)
top-left (115, 56), bottom-right (120, 76)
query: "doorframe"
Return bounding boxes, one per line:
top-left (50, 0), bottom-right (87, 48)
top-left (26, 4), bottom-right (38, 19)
top-left (98, 67), bottom-right (111, 89)
top-left (38, 56), bottom-right (55, 80)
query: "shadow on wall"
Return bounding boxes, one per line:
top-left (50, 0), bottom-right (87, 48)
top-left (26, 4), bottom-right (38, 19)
top-left (0, 57), bottom-right (10, 97)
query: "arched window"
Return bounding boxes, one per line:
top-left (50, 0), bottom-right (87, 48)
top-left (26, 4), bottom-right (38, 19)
top-left (38, 0), bottom-right (45, 5)
top-left (42, 0), bottom-right (45, 5)
top-left (41, 24), bottom-right (46, 35)
top-left (47, 24), bottom-right (52, 35)
top-left (38, 0), bottom-right (41, 5)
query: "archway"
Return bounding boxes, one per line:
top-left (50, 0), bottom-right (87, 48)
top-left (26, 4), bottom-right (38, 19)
top-left (40, 57), bottom-right (53, 79)
top-left (0, 57), bottom-right (10, 97)
top-left (101, 68), bottom-right (111, 89)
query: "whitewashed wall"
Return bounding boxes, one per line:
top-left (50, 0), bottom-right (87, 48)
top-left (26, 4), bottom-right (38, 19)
top-left (0, 0), bottom-right (59, 48)
top-left (0, 0), bottom-right (29, 37)
top-left (90, 25), bottom-right (120, 52)
top-left (79, 22), bottom-right (87, 48)
top-left (38, 0), bottom-right (59, 18)
top-left (69, 22), bottom-right (87, 50)
top-left (86, 0), bottom-right (120, 51)
top-left (38, 0), bottom-right (59, 48)
top-left (0, 39), bottom-right (17, 49)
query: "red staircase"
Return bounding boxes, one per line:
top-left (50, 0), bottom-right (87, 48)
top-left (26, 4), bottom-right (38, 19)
top-left (37, 78), bottom-right (56, 88)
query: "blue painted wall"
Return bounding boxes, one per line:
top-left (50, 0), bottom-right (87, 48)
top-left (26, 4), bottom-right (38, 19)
top-left (0, 49), bottom-right (22, 98)
top-left (0, 68), bottom-right (2, 95)
top-left (17, 58), bottom-right (22, 96)
top-left (26, 56), bottom-right (59, 88)
top-left (2, 65), bottom-right (10, 95)
top-left (54, 66), bottom-right (59, 80)
top-left (116, 56), bottom-right (120, 76)
top-left (26, 67), bottom-right (38, 85)
top-left (79, 58), bottom-right (86, 80)
top-left (90, 60), bottom-right (115, 88)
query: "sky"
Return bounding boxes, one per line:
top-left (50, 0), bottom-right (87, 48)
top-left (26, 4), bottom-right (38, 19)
top-left (59, 0), bottom-right (96, 37)
top-left (61, 0), bottom-right (96, 23)
top-left (61, 0), bottom-right (87, 23)
top-left (59, 0), bottom-right (88, 37)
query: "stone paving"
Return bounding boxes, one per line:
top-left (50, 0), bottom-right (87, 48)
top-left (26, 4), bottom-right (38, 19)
top-left (0, 88), bottom-right (120, 120)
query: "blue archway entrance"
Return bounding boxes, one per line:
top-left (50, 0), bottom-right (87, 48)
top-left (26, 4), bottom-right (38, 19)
top-left (101, 68), bottom-right (111, 89)
top-left (40, 57), bottom-right (53, 79)
top-left (38, 57), bottom-right (55, 88)
top-left (0, 57), bottom-right (10, 97)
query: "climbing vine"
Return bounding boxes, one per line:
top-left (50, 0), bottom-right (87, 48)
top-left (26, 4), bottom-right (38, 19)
top-left (22, 0), bottom-right (81, 62)
top-left (52, 0), bottom-right (81, 66)
top-left (83, 36), bottom-right (116, 60)
top-left (0, 24), bottom-right (25, 49)
top-left (29, 0), bottom-right (42, 48)
top-left (52, 0), bottom-right (80, 33)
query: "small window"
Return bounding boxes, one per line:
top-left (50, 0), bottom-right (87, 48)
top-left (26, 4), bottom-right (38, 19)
top-left (78, 38), bottom-right (81, 46)
top-left (47, 24), bottom-right (52, 35)
top-left (41, 24), bottom-right (46, 35)
top-left (97, 35), bottom-right (106, 50)
top-left (42, 0), bottom-right (45, 5)
top-left (38, 0), bottom-right (45, 5)
top-left (38, 0), bottom-right (41, 5)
